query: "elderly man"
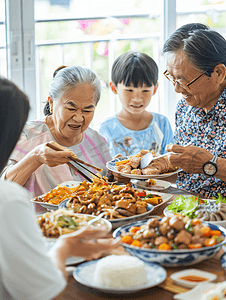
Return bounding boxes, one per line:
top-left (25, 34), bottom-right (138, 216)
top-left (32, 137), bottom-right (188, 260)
top-left (163, 23), bottom-right (226, 198)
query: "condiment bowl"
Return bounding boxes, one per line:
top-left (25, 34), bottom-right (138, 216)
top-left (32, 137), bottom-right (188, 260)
top-left (113, 219), bottom-right (226, 267)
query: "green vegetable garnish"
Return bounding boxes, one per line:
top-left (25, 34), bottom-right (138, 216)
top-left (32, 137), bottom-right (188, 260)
top-left (213, 193), bottom-right (226, 204)
top-left (57, 215), bottom-right (79, 229)
top-left (167, 195), bottom-right (199, 218)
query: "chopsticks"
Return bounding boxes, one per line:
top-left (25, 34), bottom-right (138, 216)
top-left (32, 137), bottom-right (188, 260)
top-left (46, 142), bottom-right (104, 182)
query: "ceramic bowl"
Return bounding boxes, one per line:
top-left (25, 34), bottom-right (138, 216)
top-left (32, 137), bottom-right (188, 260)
top-left (113, 219), bottom-right (226, 267)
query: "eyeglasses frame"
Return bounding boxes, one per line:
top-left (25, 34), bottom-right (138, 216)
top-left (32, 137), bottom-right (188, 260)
top-left (163, 70), bottom-right (208, 89)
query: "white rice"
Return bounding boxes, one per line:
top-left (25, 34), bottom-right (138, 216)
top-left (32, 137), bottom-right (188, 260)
top-left (93, 255), bottom-right (147, 288)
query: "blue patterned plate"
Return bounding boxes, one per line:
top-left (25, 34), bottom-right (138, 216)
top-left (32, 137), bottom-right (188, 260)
top-left (106, 156), bottom-right (180, 179)
top-left (73, 259), bottom-right (166, 293)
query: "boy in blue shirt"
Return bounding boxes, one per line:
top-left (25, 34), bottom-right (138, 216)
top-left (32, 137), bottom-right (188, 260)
top-left (99, 51), bottom-right (174, 157)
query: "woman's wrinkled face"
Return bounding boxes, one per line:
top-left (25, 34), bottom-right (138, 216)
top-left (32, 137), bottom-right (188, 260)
top-left (166, 49), bottom-right (219, 112)
top-left (50, 83), bottom-right (96, 142)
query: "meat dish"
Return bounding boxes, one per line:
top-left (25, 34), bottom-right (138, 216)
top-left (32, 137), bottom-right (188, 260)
top-left (115, 150), bottom-right (178, 175)
top-left (121, 215), bottom-right (224, 250)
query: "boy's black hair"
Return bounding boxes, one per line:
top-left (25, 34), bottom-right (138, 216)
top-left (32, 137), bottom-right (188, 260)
top-left (0, 77), bottom-right (30, 172)
top-left (111, 52), bottom-right (158, 87)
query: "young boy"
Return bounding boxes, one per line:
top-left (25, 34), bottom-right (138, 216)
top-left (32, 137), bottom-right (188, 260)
top-left (99, 51), bottom-right (174, 157)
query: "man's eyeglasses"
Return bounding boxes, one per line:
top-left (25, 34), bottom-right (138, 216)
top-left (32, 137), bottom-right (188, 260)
top-left (163, 70), bottom-right (208, 90)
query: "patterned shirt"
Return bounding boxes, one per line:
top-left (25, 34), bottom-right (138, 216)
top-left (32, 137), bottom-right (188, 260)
top-left (174, 87), bottom-right (226, 198)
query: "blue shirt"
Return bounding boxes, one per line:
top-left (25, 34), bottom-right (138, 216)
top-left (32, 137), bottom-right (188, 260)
top-left (99, 112), bottom-right (174, 157)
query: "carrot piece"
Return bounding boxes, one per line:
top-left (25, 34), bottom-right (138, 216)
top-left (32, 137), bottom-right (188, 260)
top-left (191, 219), bottom-right (201, 226)
top-left (210, 230), bottom-right (221, 237)
top-left (129, 226), bottom-right (140, 233)
top-left (131, 240), bottom-right (142, 247)
top-left (158, 243), bottom-right (172, 250)
top-left (115, 159), bottom-right (131, 166)
top-left (121, 235), bottom-right (133, 244)
top-left (204, 237), bottom-right (216, 247)
top-left (188, 243), bottom-right (202, 249)
top-left (201, 226), bottom-right (211, 237)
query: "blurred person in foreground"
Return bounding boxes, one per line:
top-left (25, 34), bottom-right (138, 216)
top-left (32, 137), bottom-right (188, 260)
top-left (1, 65), bottom-right (115, 210)
top-left (163, 23), bottom-right (226, 198)
top-left (0, 76), bottom-right (120, 300)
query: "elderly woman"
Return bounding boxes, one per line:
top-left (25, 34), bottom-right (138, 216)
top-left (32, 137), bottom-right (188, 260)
top-left (0, 77), bottom-right (120, 300)
top-left (1, 66), bottom-right (112, 203)
top-left (163, 23), bottom-right (226, 198)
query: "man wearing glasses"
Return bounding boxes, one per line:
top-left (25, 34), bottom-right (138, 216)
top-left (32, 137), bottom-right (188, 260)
top-left (162, 23), bottom-right (226, 199)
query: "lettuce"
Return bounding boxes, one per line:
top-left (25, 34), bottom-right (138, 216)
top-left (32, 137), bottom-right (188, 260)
top-left (167, 195), bottom-right (199, 218)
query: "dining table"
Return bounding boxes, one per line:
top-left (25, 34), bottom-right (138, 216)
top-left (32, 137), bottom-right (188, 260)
top-left (57, 185), bottom-right (226, 300)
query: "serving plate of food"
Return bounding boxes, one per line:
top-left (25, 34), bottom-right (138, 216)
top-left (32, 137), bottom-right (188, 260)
top-left (113, 216), bottom-right (226, 267)
top-left (163, 194), bottom-right (226, 228)
top-left (106, 150), bottom-right (179, 179)
top-left (38, 209), bottom-right (112, 265)
top-left (72, 255), bottom-right (166, 293)
top-left (30, 181), bottom-right (81, 210)
top-left (57, 179), bottom-right (173, 229)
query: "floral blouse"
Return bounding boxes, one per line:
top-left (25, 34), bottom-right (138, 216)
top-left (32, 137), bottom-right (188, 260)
top-left (174, 87), bottom-right (226, 198)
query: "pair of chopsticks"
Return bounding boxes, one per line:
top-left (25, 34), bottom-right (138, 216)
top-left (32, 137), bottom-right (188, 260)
top-left (46, 142), bottom-right (104, 183)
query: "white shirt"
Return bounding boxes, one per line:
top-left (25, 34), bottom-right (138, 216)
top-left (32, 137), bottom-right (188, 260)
top-left (0, 179), bottom-right (66, 300)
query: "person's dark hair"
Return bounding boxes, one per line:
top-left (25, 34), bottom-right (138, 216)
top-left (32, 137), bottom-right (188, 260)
top-left (0, 77), bottom-right (30, 172)
top-left (111, 51), bottom-right (158, 87)
top-left (44, 65), bottom-right (102, 116)
top-left (163, 23), bottom-right (226, 76)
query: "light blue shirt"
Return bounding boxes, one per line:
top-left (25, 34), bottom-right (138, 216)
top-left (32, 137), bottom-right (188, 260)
top-left (99, 112), bottom-right (174, 157)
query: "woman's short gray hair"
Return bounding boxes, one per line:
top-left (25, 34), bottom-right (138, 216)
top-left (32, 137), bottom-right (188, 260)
top-left (49, 65), bottom-right (101, 102)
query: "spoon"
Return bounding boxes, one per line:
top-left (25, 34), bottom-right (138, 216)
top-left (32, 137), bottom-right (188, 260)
top-left (88, 212), bottom-right (107, 225)
top-left (140, 152), bottom-right (170, 169)
top-left (140, 142), bottom-right (193, 169)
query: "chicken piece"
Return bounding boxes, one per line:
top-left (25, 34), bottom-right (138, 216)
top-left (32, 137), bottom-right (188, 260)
top-left (130, 156), bottom-right (141, 169)
top-left (116, 164), bottom-right (131, 174)
top-left (142, 156), bottom-right (176, 175)
top-left (159, 223), bottom-right (171, 236)
top-left (174, 229), bottom-right (192, 245)
top-left (136, 200), bottom-right (147, 214)
top-left (115, 199), bottom-right (137, 214)
top-left (169, 216), bottom-right (185, 231)
top-left (147, 218), bottom-right (159, 228)
top-left (142, 228), bottom-right (157, 239)
top-left (154, 236), bottom-right (169, 246)
top-left (131, 169), bottom-right (142, 175)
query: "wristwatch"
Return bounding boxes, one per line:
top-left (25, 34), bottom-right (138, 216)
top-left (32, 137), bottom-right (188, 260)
top-left (202, 155), bottom-right (218, 177)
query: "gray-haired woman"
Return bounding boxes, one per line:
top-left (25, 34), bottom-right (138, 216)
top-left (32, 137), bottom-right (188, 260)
top-left (163, 23), bottom-right (226, 198)
top-left (2, 65), bottom-right (111, 209)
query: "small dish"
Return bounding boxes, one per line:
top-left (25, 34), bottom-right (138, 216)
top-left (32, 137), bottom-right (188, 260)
top-left (73, 259), bottom-right (167, 293)
top-left (131, 179), bottom-right (171, 191)
top-left (170, 269), bottom-right (217, 288)
top-left (173, 281), bottom-right (216, 300)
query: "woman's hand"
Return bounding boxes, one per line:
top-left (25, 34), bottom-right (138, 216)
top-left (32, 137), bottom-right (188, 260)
top-left (51, 225), bottom-right (121, 261)
top-left (166, 144), bottom-right (212, 174)
top-left (33, 141), bottom-right (75, 167)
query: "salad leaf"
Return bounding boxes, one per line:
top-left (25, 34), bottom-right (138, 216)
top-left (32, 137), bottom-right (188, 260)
top-left (167, 195), bottom-right (199, 218)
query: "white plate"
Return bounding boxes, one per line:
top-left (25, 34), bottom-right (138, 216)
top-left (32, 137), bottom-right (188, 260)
top-left (131, 179), bottom-right (171, 191)
top-left (44, 240), bottom-right (85, 266)
top-left (106, 156), bottom-right (180, 179)
top-left (170, 269), bottom-right (217, 288)
top-left (30, 181), bottom-right (81, 210)
top-left (73, 259), bottom-right (166, 293)
top-left (173, 282), bottom-right (216, 300)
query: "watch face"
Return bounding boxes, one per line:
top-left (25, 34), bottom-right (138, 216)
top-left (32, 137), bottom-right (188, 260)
top-left (203, 162), bottom-right (217, 176)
